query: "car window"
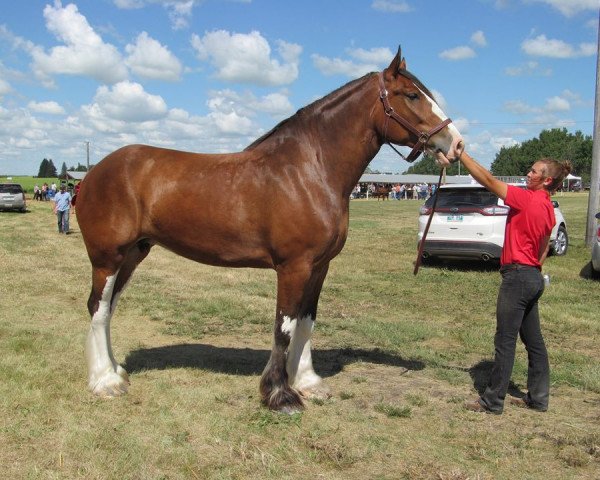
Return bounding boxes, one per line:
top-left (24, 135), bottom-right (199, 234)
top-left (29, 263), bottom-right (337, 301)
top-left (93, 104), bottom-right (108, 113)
top-left (425, 189), bottom-right (498, 208)
top-left (0, 185), bottom-right (24, 194)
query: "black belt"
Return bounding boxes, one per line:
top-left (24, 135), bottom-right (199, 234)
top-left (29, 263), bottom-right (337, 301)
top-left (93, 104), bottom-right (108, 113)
top-left (500, 263), bottom-right (541, 273)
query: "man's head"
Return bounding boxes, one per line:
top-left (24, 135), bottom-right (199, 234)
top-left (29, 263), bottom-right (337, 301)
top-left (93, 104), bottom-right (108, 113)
top-left (527, 158), bottom-right (573, 193)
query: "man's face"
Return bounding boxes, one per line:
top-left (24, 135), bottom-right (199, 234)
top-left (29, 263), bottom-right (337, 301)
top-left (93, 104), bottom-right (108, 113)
top-left (526, 162), bottom-right (548, 191)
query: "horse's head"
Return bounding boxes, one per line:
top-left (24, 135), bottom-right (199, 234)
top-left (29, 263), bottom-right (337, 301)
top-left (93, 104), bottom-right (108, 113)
top-left (377, 47), bottom-right (464, 166)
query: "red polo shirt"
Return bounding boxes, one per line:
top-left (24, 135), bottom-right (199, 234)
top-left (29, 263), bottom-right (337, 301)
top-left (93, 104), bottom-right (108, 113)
top-left (501, 185), bottom-right (555, 268)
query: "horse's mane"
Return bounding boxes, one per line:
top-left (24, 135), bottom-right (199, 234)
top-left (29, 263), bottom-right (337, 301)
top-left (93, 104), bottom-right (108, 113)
top-left (244, 68), bottom-right (433, 151)
top-left (245, 72), bottom-right (376, 151)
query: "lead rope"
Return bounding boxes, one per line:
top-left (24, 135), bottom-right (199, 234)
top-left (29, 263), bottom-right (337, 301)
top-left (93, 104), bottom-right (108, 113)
top-left (413, 168), bottom-right (445, 275)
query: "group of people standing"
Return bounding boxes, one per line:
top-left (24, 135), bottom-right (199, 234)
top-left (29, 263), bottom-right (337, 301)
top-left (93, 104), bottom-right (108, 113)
top-left (352, 182), bottom-right (435, 200)
top-left (390, 183), bottom-right (434, 200)
top-left (33, 182), bottom-right (55, 201)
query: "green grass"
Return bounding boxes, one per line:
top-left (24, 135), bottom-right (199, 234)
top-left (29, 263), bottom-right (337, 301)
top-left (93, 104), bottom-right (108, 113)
top-left (1, 176), bottom-right (61, 193)
top-left (1, 192), bottom-right (599, 479)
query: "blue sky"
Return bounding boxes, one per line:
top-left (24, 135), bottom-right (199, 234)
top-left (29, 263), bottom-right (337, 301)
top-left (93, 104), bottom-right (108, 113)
top-left (0, 0), bottom-right (598, 175)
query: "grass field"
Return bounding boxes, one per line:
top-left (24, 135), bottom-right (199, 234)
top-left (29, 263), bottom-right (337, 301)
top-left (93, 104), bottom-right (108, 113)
top-left (1, 192), bottom-right (599, 479)
top-left (0, 176), bottom-right (63, 193)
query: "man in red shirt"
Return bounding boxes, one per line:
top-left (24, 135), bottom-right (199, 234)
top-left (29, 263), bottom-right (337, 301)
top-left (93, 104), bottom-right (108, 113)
top-left (455, 151), bottom-right (571, 414)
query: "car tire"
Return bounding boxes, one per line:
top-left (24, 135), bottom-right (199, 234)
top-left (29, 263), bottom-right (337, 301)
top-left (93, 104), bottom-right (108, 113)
top-left (551, 225), bottom-right (568, 256)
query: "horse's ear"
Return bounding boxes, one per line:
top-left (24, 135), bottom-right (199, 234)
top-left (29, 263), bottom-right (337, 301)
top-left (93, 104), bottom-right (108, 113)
top-left (386, 45), bottom-right (407, 77)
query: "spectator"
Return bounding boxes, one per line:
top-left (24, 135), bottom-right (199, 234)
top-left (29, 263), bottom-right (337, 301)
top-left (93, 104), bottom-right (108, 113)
top-left (52, 184), bottom-right (72, 234)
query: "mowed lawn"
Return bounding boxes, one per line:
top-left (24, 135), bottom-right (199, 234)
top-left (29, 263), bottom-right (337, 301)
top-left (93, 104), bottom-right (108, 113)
top-left (1, 191), bottom-right (599, 479)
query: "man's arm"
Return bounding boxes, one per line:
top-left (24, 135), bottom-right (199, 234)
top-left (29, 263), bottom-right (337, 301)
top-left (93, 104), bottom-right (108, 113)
top-left (538, 236), bottom-right (551, 266)
top-left (459, 152), bottom-right (508, 200)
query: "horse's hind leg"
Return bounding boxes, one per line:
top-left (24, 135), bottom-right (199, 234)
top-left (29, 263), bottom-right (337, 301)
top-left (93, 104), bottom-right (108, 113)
top-left (86, 241), bottom-right (151, 397)
top-left (260, 261), bottom-right (330, 413)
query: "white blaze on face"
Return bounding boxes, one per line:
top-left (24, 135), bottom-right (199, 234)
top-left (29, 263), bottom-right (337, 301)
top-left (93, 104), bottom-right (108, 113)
top-left (416, 86), bottom-right (462, 162)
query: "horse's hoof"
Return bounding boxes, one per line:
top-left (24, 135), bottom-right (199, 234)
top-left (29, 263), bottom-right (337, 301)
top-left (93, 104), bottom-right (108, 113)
top-left (89, 370), bottom-right (130, 398)
top-left (263, 386), bottom-right (305, 413)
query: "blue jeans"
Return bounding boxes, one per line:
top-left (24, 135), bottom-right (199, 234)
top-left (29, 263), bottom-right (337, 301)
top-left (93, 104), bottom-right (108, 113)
top-left (57, 209), bottom-right (70, 233)
top-left (480, 264), bottom-right (549, 413)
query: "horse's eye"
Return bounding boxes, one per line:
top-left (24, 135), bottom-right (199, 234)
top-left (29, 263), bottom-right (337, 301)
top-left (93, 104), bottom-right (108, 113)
top-left (405, 92), bottom-right (419, 101)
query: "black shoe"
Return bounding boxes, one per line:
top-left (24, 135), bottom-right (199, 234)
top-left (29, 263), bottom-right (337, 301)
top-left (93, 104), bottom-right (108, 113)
top-left (509, 396), bottom-right (547, 412)
top-left (464, 398), bottom-right (502, 415)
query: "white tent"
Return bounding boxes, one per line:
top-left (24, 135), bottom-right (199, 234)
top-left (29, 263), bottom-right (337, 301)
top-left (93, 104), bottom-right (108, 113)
top-left (563, 173), bottom-right (582, 191)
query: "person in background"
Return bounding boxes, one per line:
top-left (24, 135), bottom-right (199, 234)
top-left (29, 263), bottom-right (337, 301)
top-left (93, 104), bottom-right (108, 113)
top-left (455, 151), bottom-right (571, 415)
top-left (52, 184), bottom-right (72, 234)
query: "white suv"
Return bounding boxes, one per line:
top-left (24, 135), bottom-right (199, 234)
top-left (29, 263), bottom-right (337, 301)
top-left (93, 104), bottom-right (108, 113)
top-left (417, 183), bottom-right (568, 262)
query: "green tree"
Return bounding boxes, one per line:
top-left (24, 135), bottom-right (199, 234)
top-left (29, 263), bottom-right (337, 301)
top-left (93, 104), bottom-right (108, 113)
top-left (403, 154), bottom-right (462, 175)
top-left (491, 128), bottom-right (593, 182)
top-left (46, 159), bottom-right (57, 178)
top-left (37, 158), bottom-right (49, 177)
top-left (60, 162), bottom-right (67, 178)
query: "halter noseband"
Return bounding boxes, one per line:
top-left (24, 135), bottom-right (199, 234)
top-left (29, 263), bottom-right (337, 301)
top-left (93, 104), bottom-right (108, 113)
top-left (378, 72), bottom-right (452, 162)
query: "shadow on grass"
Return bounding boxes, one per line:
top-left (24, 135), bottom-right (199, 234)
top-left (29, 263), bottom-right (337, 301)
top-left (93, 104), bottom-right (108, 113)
top-left (123, 345), bottom-right (424, 379)
top-left (420, 258), bottom-right (500, 273)
top-left (467, 359), bottom-right (524, 397)
top-left (580, 261), bottom-right (600, 281)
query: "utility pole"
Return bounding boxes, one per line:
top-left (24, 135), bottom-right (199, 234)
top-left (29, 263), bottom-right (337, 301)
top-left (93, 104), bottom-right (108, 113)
top-left (586, 13), bottom-right (600, 247)
top-left (85, 141), bottom-right (90, 171)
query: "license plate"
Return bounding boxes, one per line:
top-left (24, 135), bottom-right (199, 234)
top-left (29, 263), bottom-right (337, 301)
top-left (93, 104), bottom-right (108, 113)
top-left (446, 214), bottom-right (463, 222)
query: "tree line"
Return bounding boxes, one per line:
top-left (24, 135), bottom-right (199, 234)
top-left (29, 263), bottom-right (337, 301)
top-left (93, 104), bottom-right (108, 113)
top-left (37, 159), bottom-right (89, 178)
top-left (400, 128), bottom-right (593, 183)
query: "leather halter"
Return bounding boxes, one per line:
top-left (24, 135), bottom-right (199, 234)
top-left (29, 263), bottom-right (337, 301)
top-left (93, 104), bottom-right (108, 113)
top-left (378, 72), bottom-right (452, 162)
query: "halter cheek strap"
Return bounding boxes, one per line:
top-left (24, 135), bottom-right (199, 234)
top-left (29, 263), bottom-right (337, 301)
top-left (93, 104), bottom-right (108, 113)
top-left (378, 72), bottom-right (452, 162)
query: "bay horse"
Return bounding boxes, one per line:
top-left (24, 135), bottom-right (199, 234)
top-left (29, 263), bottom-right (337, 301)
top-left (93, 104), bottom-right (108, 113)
top-left (373, 185), bottom-right (392, 201)
top-left (76, 47), bottom-right (463, 413)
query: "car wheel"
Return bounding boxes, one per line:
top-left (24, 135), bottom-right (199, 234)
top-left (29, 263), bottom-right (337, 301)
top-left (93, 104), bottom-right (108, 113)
top-left (551, 225), bottom-right (568, 256)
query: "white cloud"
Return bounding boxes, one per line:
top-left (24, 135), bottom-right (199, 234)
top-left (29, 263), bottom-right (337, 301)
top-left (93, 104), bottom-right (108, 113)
top-left (0, 77), bottom-right (11, 96)
top-left (529, 0), bottom-right (600, 17)
top-left (312, 55), bottom-right (375, 77)
top-left (84, 81), bottom-right (168, 123)
top-left (125, 32), bottom-right (183, 81)
top-left (113, 0), bottom-right (199, 29)
top-left (371, 0), bottom-right (413, 13)
top-left (191, 30), bottom-right (301, 86)
top-left (27, 101), bottom-right (66, 115)
top-left (439, 46), bottom-right (477, 61)
top-left (471, 31), bottom-right (487, 47)
top-left (521, 34), bottom-right (597, 58)
top-left (311, 47), bottom-right (393, 77)
top-left (31, 1), bottom-right (128, 86)
top-left (504, 61), bottom-right (552, 76)
top-left (544, 96), bottom-right (571, 112)
top-left (206, 88), bottom-right (294, 119)
top-left (503, 99), bottom-right (540, 115)
top-left (349, 47), bottom-right (395, 64)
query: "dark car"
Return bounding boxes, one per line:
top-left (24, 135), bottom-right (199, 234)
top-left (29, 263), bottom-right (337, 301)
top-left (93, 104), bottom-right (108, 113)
top-left (0, 183), bottom-right (27, 212)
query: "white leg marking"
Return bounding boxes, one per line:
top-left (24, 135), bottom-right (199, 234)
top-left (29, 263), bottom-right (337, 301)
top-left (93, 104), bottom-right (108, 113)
top-left (86, 272), bottom-right (129, 397)
top-left (285, 315), bottom-right (328, 397)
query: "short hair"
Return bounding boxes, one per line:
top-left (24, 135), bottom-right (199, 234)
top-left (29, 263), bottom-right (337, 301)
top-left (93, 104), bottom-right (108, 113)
top-left (538, 158), bottom-right (572, 193)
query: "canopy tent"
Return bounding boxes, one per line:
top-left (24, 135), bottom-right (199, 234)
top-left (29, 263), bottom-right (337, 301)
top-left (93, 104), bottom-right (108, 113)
top-left (563, 173), bottom-right (582, 191)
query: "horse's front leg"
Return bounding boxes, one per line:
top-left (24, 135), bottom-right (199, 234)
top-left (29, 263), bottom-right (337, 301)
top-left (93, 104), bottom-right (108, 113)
top-left (260, 262), bottom-right (330, 413)
top-left (286, 264), bottom-right (331, 401)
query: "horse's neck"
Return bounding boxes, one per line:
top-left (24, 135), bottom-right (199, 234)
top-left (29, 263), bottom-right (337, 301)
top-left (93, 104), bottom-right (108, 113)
top-left (303, 75), bottom-right (383, 192)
